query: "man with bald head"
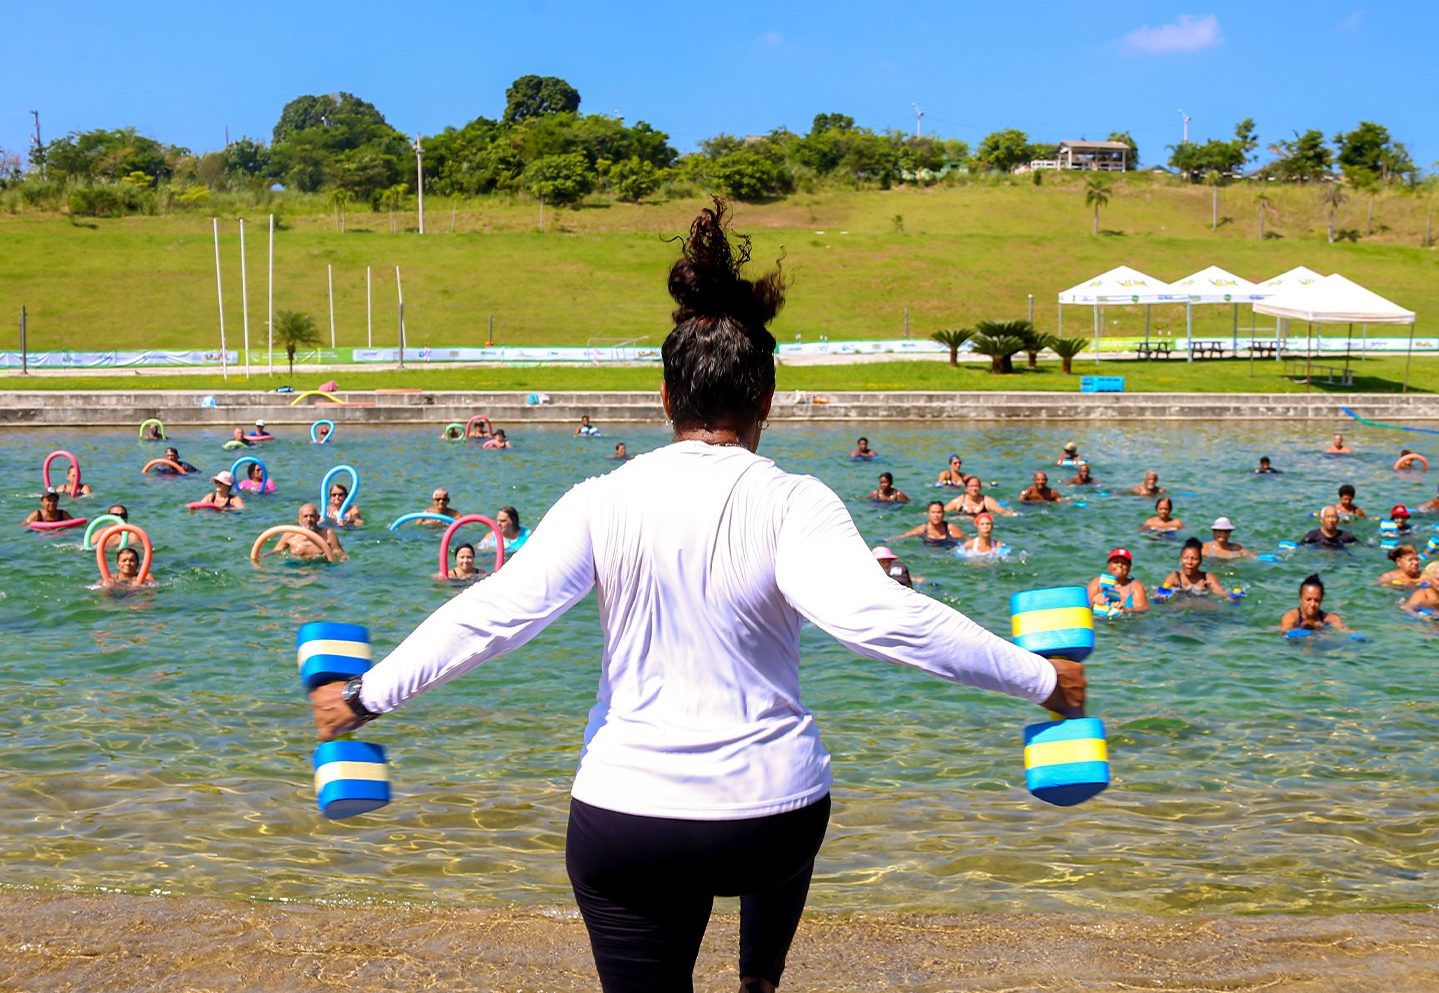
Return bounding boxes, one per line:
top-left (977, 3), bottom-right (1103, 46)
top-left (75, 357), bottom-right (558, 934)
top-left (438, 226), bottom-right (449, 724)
top-left (1300, 505), bottom-right (1357, 549)
top-left (274, 503), bottom-right (347, 561)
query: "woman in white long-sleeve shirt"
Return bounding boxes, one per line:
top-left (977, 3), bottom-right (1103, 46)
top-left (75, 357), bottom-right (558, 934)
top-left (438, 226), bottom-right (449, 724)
top-left (311, 199), bottom-right (1087, 993)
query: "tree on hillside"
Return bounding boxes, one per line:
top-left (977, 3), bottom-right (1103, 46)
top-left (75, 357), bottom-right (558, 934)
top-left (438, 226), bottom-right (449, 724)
top-left (1266, 129), bottom-right (1332, 181)
top-left (269, 92), bottom-right (410, 195)
top-left (328, 188), bottom-right (351, 232)
top-left (275, 310), bottom-right (321, 375)
top-left (930, 328), bottom-right (973, 367)
top-left (221, 138), bottom-right (271, 184)
top-left (975, 129), bottom-right (1031, 173)
top-left (503, 75), bottom-right (581, 124)
top-left (1321, 182), bottom-right (1346, 243)
top-left (1334, 121), bottom-right (1414, 185)
top-left (1084, 175), bottom-right (1111, 235)
top-left (1168, 118), bottom-right (1257, 182)
top-left (522, 152), bottom-right (594, 207)
top-left (1255, 192), bottom-right (1274, 239)
top-left (1108, 131), bottom-right (1140, 170)
top-left (45, 128), bottom-right (180, 184)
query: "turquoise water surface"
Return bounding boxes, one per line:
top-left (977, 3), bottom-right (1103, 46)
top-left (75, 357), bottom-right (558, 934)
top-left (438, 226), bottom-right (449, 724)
top-left (1, 420), bottom-right (1435, 916)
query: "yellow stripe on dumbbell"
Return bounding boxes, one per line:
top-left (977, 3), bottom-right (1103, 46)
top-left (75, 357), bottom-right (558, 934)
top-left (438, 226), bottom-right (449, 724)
top-left (1011, 606), bottom-right (1095, 638)
top-left (297, 639), bottom-right (373, 666)
top-left (313, 760), bottom-right (392, 791)
top-left (1023, 737), bottom-right (1109, 769)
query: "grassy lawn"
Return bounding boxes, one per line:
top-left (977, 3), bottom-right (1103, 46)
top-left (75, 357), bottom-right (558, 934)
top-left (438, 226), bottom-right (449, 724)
top-left (4, 355), bottom-right (1432, 394)
top-left (1, 178), bottom-right (1435, 357)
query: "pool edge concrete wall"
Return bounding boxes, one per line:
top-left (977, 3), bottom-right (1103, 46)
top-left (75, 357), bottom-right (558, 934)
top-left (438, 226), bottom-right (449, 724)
top-left (2, 391), bottom-right (1437, 428)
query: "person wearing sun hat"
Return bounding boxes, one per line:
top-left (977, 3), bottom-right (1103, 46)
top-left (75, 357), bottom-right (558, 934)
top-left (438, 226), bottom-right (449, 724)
top-left (1203, 516), bottom-right (1253, 559)
top-left (246, 418), bottom-right (273, 440)
top-left (1055, 439), bottom-right (1083, 465)
top-left (197, 469), bottom-right (245, 511)
top-left (1086, 546), bottom-right (1149, 614)
top-left (870, 544), bottom-right (914, 588)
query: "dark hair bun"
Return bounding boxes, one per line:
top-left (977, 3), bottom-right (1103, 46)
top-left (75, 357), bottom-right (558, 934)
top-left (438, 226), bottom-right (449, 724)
top-left (669, 198), bottom-right (784, 330)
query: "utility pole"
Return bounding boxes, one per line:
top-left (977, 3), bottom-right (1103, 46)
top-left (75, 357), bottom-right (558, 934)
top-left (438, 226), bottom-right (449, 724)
top-left (912, 103), bottom-right (924, 138)
top-left (29, 110), bottom-right (43, 178)
top-left (414, 134), bottom-right (425, 234)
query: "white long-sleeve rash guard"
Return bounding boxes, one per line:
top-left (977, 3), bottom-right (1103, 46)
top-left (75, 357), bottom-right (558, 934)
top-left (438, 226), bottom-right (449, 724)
top-left (360, 441), bottom-right (1058, 820)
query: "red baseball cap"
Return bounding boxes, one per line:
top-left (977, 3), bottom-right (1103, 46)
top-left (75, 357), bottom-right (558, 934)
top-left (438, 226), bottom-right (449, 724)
top-left (1107, 547), bottom-right (1133, 563)
top-left (1391, 504), bottom-right (1411, 518)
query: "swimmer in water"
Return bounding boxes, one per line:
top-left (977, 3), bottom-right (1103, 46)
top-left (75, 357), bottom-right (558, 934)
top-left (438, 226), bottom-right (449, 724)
top-left (158, 447), bottom-right (199, 474)
top-left (447, 542), bottom-right (486, 581)
top-left (273, 503), bottom-right (346, 561)
top-left (575, 415), bottom-right (599, 436)
top-left (196, 470), bottom-right (245, 511)
top-left (483, 428), bottom-right (512, 449)
top-left (478, 506), bottom-right (532, 554)
top-left (1402, 562), bottom-right (1439, 616)
top-left (1417, 483), bottom-right (1439, 514)
top-left (229, 428), bottom-right (252, 448)
top-left (1159, 538), bottom-right (1226, 596)
top-left (960, 511), bottom-right (1006, 556)
top-left (1334, 484), bottom-right (1366, 520)
top-left (141, 422), bottom-right (164, 441)
top-left (109, 546), bottom-right (157, 588)
top-left (1386, 505), bottom-right (1414, 535)
top-left (1017, 471), bottom-right (1062, 503)
top-left (934, 454), bottom-right (968, 488)
top-left (107, 504), bottom-right (129, 522)
top-left (247, 419), bottom-right (272, 439)
top-left (237, 461), bottom-right (276, 494)
top-left (1141, 496), bottom-right (1183, 534)
top-left (870, 545), bottom-right (915, 588)
top-left (611, 442), bottom-right (630, 460)
top-left (1325, 433), bottom-right (1353, 455)
top-left (893, 500), bottom-right (967, 545)
top-left (1300, 505), bottom-right (1357, 548)
top-left (1378, 544), bottom-right (1423, 588)
top-left (1280, 573), bottom-right (1347, 632)
top-left (1056, 440), bottom-right (1082, 465)
top-left (1254, 456), bottom-right (1281, 474)
top-left (55, 464), bottom-right (91, 498)
top-left (866, 472), bottom-right (910, 503)
top-left (850, 436), bottom-right (878, 459)
top-left (420, 488), bottom-right (459, 525)
top-left (945, 475), bottom-right (1015, 516)
top-left (1086, 547), bottom-right (1149, 614)
top-left (24, 489), bottom-right (75, 525)
top-left (1128, 470), bottom-right (1165, 497)
top-left (315, 422), bottom-right (332, 443)
top-left (1066, 463), bottom-right (1098, 486)
top-left (325, 483), bottom-right (363, 527)
top-left (1202, 517), bottom-right (1252, 559)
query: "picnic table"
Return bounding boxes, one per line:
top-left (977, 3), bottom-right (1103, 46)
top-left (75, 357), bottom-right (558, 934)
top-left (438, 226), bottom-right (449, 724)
top-left (1247, 341), bottom-right (1279, 359)
top-left (1190, 340), bottom-right (1227, 359)
top-left (1136, 340), bottom-right (1173, 359)
top-left (1284, 357), bottom-right (1355, 386)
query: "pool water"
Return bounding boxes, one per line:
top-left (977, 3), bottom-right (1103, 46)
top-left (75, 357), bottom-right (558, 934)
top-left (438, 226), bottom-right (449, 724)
top-left (1, 421), bottom-right (1435, 915)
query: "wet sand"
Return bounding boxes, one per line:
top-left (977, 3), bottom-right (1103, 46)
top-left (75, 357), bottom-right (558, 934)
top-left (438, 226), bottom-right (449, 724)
top-left (2, 893), bottom-right (1436, 992)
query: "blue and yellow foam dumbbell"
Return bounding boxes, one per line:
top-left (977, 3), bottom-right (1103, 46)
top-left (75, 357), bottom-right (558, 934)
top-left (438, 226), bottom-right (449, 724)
top-left (1010, 586), bottom-right (1109, 807)
top-left (297, 621), bottom-right (390, 819)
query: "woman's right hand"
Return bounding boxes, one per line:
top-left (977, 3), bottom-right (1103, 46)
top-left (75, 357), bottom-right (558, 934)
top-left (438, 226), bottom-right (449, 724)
top-left (1039, 657), bottom-right (1086, 717)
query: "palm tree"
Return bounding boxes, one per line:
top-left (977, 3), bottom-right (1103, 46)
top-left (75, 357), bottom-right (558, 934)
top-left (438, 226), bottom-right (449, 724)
top-left (1083, 176), bottom-right (1110, 236)
top-left (1046, 335), bottom-right (1089, 375)
top-left (971, 321), bottom-right (1027, 374)
top-left (1321, 182), bottom-right (1346, 243)
top-left (328, 188), bottom-right (352, 233)
top-left (275, 309), bottom-right (321, 375)
top-left (1208, 172), bottom-right (1222, 230)
top-left (1010, 320), bottom-right (1048, 370)
top-left (929, 327), bottom-right (974, 367)
top-left (1256, 192), bottom-right (1271, 240)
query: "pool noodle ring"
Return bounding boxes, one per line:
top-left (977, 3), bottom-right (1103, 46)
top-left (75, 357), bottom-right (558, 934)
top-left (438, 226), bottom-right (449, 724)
top-left (288, 390), bottom-right (347, 407)
top-left (245, 433), bottom-right (276, 443)
top-left (249, 525), bottom-right (336, 565)
top-left (296, 621), bottom-right (372, 691)
top-left (441, 423), bottom-right (465, 441)
top-left (222, 440), bottom-right (248, 451)
top-left (319, 465), bottom-right (360, 522)
top-left (311, 419), bottom-right (336, 444)
top-left (83, 514), bottom-right (131, 550)
top-left (1395, 453), bottom-right (1429, 471)
top-left (387, 512), bottom-right (457, 531)
top-left (94, 523), bottom-right (154, 585)
top-left (229, 456), bottom-right (270, 493)
top-left (464, 414), bottom-right (493, 439)
top-left (481, 438), bottom-right (509, 450)
top-left (27, 516), bottom-right (87, 532)
top-left (138, 418), bottom-right (166, 441)
top-left (141, 458), bottom-right (187, 475)
top-left (41, 450), bottom-right (82, 497)
top-left (187, 501), bottom-right (226, 512)
top-left (436, 514), bottom-right (506, 579)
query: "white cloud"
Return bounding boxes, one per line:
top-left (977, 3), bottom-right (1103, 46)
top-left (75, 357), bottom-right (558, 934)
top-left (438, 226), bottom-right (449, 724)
top-left (1119, 14), bottom-right (1223, 56)
top-left (1336, 9), bottom-right (1364, 32)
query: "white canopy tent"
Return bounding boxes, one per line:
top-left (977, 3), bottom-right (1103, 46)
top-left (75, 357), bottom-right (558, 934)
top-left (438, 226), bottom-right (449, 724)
top-left (1169, 265), bottom-right (1268, 361)
top-left (1056, 265), bottom-right (1178, 360)
top-left (1256, 266), bottom-right (1324, 357)
top-left (1254, 273), bottom-right (1419, 391)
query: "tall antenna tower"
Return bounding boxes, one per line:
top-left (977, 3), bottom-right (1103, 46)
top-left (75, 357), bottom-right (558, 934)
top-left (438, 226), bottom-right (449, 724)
top-left (912, 103), bottom-right (924, 138)
top-left (1179, 109), bottom-right (1191, 144)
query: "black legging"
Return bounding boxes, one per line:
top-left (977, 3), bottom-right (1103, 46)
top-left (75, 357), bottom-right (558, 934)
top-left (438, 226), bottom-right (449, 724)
top-left (566, 794), bottom-right (830, 993)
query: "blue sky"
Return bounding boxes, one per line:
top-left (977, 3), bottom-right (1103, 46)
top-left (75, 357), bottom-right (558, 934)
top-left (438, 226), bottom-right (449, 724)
top-left (3, 2), bottom-right (1431, 172)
